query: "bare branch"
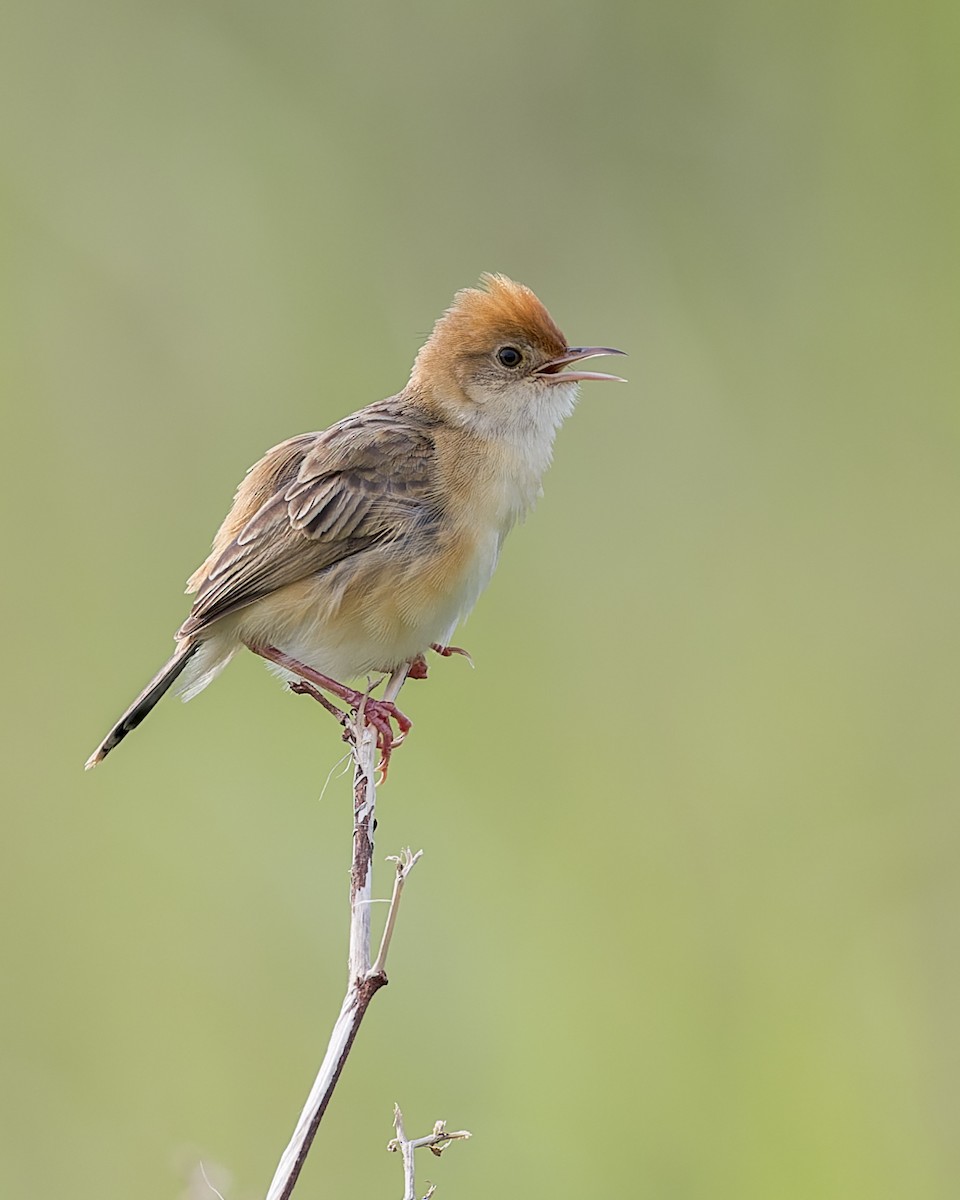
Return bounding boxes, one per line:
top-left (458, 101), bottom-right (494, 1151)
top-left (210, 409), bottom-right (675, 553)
top-left (264, 719), bottom-right (395, 1200)
top-left (261, 702), bottom-right (466, 1199)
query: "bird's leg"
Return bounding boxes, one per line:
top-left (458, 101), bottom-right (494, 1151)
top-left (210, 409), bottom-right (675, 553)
top-left (289, 674), bottom-right (398, 756)
top-left (382, 664), bottom-right (411, 704)
top-left (248, 644), bottom-right (412, 770)
top-left (288, 680), bottom-right (348, 723)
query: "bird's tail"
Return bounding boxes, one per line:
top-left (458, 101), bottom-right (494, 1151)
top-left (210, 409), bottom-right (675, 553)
top-left (85, 640), bottom-right (199, 770)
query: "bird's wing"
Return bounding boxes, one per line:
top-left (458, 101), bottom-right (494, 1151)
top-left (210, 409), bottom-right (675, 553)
top-left (178, 405), bottom-right (439, 637)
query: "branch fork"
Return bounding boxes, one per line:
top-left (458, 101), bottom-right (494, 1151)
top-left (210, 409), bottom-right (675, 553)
top-left (388, 1106), bottom-right (472, 1200)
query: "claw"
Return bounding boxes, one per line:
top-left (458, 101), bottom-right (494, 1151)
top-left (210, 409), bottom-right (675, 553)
top-left (430, 642), bottom-right (474, 668)
top-left (358, 697), bottom-right (411, 781)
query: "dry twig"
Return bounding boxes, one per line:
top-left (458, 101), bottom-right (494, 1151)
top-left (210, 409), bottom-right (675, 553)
top-left (387, 1105), bottom-right (472, 1200)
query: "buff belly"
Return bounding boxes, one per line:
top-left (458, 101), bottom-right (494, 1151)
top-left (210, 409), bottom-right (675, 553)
top-left (177, 526), bottom-right (501, 699)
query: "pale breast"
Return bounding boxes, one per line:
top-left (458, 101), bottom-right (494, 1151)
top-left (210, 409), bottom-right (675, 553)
top-left (233, 521), bottom-right (500, 681)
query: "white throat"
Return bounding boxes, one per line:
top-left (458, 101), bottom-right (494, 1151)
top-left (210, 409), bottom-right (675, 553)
top-left (470, 379), bottom-right (579, 526)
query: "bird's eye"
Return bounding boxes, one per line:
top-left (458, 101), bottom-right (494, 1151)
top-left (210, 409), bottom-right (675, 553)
top-left (497, 346), bottom-right (523, 368)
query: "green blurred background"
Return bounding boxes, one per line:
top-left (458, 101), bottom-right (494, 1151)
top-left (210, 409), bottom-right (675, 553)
top-left (2, 1), bottom-right (958, 1196)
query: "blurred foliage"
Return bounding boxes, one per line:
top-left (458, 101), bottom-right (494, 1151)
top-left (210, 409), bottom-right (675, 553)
top-left (2, 0), bottom-right (959, 1197)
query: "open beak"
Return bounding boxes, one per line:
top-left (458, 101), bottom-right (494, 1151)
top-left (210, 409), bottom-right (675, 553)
top-left (536, 346), bottom-right (627, 384)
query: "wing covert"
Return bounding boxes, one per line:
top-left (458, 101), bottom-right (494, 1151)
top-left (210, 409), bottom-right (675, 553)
top-left (179, 411), bottom-right (438, 637)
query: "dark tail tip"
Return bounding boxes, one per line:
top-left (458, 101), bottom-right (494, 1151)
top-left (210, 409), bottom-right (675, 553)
top-left (85, 642), bottom-right (198, 770)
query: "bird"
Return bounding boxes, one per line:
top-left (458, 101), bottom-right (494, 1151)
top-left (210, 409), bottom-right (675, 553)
top-left (86, 274), bottom-right (625, 774)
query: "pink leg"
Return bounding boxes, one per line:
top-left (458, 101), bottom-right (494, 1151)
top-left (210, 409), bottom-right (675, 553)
top-left (288, 680), bottom-right (348, 723)
top-left (248, 644), bottom-right (412, 773)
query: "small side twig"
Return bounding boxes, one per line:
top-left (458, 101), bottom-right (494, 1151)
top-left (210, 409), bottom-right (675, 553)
top-left (388, 1105), bottom-right (472, 1200)
top-left (371, 848), bottom-right (422, 977)
top-left (263, 718), bottom-right (422, 1200)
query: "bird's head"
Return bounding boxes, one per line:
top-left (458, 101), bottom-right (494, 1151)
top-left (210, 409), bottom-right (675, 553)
top-left (410, 274), bottom-right (625, 438)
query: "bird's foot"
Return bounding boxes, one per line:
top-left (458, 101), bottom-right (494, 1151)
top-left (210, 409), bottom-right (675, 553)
top-left (408, 643), bottom-right (474, 681)
top-left (252, 643), bottom-right (411, 779)
top-left (431, 642), bottom-right (473, 664)
top-left (355, 693), bottom-right (412, 781)
top-left (289, 678), bottom-right (411, 779)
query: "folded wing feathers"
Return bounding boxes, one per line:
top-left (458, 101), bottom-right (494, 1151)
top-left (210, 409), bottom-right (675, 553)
top-left (179, 417), bottom-right (438, 637)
